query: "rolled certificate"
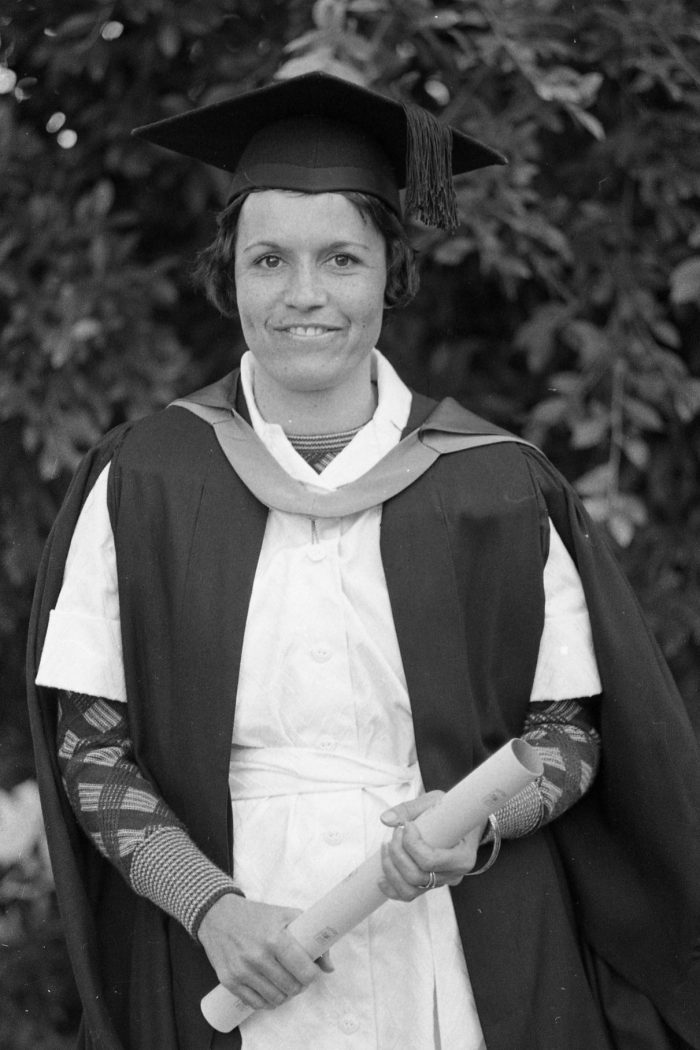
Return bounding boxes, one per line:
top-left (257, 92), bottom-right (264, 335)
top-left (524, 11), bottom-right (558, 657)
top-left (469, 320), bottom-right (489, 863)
top-left (201, 738), bottom-right (542, 1033)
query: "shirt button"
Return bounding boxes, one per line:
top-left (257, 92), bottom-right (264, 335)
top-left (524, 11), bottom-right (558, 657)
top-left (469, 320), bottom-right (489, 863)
top-left (323, 830), bottom-right (343, 846)
top-left (307, 545), bottom-right (326, 562)
top-left (318, 735), bottom-right (336, 753)
top-left (338, 1014), bottom-right (360, 1034)
top-left (310, 646), bottom-right (332, 663)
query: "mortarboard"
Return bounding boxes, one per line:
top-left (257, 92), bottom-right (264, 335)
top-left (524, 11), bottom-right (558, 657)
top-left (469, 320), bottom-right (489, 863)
top-left (132, 71), bottom-right (506, 232)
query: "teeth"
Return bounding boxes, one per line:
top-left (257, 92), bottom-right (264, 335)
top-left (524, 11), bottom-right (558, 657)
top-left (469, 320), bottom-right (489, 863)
top-left (286, 326), bottom-right (331, 336)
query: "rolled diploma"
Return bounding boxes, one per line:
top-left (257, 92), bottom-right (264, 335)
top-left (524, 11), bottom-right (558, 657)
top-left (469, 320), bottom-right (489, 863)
top-left (202, 737), bottom-right (542, 1032)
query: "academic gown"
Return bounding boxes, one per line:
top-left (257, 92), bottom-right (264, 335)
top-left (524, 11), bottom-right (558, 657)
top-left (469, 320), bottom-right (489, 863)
top-left (26, 374), bottom-right (700, 1050)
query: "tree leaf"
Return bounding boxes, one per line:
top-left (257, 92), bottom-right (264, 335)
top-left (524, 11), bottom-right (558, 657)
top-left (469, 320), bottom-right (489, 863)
top-left (54, 12), bottom-right (99, 41)
top-left (561, 319), bottom-right (608, 364)
top-left (651, 320), bottom-right (681, 349)
top-left (534, 67), bottom-right (603, 106)
top-left (515, 302), bottom-right (571, 372)
top-left (674, 379), bottom-right (700, 422)
top-left (158, 24), bottom-right (182, 58)
top-left (575, 463), bottom-right (614, 497)
top-left (670, 257), bottom-right (700, 305)
top-left (567, 105), bottom-right (606, 141)
top-left (624, 397), bottom-right (664, 431)
top-left (530, 396), bottom-right (570, 427)
top-left (419, 10), bottom-right (464, 29)
top-left (607, 510), bottom-right (635, 548)
top-left (571, 414), bottom-right (609, 449)
top-left (313, 0), bottom-right (346, 30)
top-left (623, 436), bottom-right (650, 470)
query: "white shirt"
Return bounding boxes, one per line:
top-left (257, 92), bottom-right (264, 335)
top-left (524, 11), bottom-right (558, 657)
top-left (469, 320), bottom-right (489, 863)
top-left (36, 352), bottom-right (600, 705)
top-left (36, 349), bottom-right (601, 1049)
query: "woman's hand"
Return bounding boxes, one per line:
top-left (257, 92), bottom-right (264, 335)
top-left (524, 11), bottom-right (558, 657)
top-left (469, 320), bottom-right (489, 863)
top-left (379, 792), bottom-right (486, 901)
top-left (198, 894), bottom-right (333, 1011)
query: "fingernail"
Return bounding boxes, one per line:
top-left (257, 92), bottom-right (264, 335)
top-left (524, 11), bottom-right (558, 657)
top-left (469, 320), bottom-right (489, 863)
top-left (381, 809), bottom-right (397, 824)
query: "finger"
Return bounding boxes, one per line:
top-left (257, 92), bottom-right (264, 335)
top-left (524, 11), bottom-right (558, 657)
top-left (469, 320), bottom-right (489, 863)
top-left (278, 906), bottom-right (304, 928)
top-left (232, 985), bottom-right (270, 1011)
top-left (276, 933), bottom-right (323, 987)
top-left (399, 821), bottom-right (446, 870)
top-left (398, 823), bottom-right (465, 873)
top-left (379, 842), bottom-right (424, 901)
top-left (400, 821), bottom-right (477, 872)
top-left (385, 824), bottom-right (437, 886)
top-left (401, 824), bottom-right (482, 881)
top-left (242, 954), bottom-right (305, 1000)
top-left (234, 970), bottom-right (297, 1010)
top-left (263, 966), bottom-right (305, 1000)
top-left (229, 939), bottom-right (307, 1002)
top-left (380, 791), bottom-right (444, 827)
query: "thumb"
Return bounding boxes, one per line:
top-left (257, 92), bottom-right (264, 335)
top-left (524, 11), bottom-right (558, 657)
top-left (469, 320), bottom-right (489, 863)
top-left (280, 906), bottom-right (304, 927)
top-left (316, 951), bottom-right (335, 973)
top-left (380, 790), bottom-right (445, 826)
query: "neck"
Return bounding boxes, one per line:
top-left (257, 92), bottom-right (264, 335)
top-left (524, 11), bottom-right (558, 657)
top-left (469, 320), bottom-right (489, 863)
top-left (250, 360), bottom-right (378, 435)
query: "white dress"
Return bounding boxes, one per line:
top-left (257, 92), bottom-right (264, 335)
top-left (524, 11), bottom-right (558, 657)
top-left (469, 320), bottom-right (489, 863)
top-left (37, 349), bottom-right (601, 1050)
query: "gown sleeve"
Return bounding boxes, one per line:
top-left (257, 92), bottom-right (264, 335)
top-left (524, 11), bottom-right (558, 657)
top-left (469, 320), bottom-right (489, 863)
top-left (35, 464), bottom-right (126, 701)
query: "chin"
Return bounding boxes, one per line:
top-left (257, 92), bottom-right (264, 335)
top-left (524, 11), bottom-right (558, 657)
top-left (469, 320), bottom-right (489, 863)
top-left (275, 371), bottom-right (346, 396)
top-left (268, 357), bottom-right (368, 392)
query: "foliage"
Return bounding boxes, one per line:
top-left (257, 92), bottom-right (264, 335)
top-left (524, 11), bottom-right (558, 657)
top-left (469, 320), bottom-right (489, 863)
top-left (1, 0), bottom-right (699, 1041)
top-left (0, 780), bottom-right (79, 1046)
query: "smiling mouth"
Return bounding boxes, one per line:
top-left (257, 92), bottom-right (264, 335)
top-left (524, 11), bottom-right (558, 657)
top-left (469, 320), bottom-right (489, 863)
top-left (279, 325), bottom-right (339, 337)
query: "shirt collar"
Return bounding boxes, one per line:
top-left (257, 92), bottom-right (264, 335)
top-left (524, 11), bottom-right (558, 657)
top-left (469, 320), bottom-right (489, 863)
top-left (240, 348), bottom-right (411, 441)
top-left (369, 349), bottom-right (413, 432)
top-left (239, 349), bottom-right (412, 489)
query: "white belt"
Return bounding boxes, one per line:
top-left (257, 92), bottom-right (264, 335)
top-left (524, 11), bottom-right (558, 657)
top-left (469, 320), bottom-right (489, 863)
top-left (229, 745), bottom-right (421, 800)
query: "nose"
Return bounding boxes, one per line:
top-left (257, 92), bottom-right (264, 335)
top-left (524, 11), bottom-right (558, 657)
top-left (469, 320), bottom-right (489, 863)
top-left (283, 262), bottom-right (327, 310)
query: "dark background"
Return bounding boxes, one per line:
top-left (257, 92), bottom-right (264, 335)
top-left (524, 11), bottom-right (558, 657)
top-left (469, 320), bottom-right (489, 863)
top-left (1, 1), bottom-right (699, 1044)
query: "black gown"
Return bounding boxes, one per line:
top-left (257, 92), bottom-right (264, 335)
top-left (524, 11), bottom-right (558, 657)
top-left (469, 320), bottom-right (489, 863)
top-left (26, 376), bottom-right (700, 1049)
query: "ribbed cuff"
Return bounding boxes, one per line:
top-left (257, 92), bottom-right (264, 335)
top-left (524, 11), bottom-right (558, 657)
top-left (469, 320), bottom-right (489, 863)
top-left (130, 826), bottom-right (241, 938)
top-left (492, 779), bottom-right (544, 838)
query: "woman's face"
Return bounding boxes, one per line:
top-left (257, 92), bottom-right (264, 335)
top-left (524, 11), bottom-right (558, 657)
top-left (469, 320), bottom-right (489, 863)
top-left (234, 190), bottom-right (387, 402)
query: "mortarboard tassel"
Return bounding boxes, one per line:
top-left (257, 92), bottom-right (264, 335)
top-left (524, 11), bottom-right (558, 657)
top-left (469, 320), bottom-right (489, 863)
top-left (403, 103), bottom-right (459, 233)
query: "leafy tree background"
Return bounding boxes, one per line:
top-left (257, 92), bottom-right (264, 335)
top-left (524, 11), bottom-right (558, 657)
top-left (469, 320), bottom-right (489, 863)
top-left (1, 0), bottom-right (699, 1043)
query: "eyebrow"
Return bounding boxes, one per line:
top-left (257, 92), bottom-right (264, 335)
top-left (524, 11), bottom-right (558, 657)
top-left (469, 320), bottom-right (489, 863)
top-left (239, 239), bottom-right (372, 255)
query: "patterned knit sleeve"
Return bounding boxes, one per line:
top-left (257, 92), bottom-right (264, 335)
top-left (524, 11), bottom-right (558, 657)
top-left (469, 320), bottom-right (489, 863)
top-left (492, 697), bottom-right (601, 838)
top-left (56, 689), bottom-right (241, 937)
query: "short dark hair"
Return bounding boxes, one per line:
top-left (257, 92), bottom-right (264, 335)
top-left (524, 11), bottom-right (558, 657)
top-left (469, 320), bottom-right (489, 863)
top-left (192, 189), bottom-right (420, 318)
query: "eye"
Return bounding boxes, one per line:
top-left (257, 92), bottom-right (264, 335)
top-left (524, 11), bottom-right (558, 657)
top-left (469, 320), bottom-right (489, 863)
top-left (256, 254), bottom-right (282, 269)
top-left (331, 253), bottom-right (357, 268)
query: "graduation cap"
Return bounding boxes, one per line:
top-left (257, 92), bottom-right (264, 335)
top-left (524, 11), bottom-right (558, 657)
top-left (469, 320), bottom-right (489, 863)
top-left (132, 71), bottom-right (506, 232)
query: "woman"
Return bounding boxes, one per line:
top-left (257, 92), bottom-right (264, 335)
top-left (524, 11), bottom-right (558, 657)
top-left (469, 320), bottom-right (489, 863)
top-left (28, 73), bottom-right (700, 1050)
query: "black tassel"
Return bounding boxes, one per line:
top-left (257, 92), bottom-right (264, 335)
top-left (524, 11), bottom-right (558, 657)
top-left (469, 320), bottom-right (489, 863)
top-left (403, 103), bottom-right (459, 232)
